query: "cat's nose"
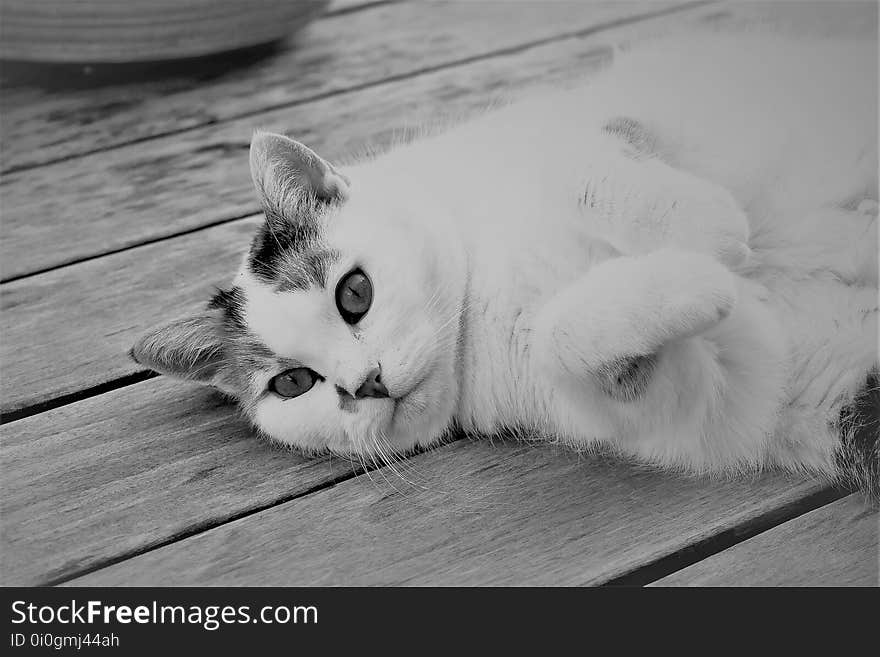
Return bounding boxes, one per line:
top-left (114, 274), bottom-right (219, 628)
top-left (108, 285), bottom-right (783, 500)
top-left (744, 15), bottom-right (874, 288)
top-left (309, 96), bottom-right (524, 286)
top-left (353, 366), bottom-right (388, 399)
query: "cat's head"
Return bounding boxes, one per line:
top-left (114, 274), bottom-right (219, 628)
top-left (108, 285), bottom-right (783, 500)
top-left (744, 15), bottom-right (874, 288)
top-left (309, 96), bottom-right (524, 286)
top-left (131, 131), bottom-right (465, 457)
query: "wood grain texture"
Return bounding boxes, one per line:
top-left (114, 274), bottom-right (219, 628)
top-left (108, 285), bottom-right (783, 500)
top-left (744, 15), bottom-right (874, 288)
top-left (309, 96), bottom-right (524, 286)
top-left (1, 5), bottom-right (734, 415)
top-left (652, 495), bottom-right (879, 586)
top-left (0, 1), bottom-right (680, 173)
top-left (66, 438), bottom-right (825, 585)
top-left (0, 376), bottom-right (355, 585)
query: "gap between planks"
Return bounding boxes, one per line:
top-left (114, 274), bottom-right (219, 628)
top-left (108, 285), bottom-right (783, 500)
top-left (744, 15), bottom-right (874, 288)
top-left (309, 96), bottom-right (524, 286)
top-left (0, 371), bottom-right (158, 425)
top-left (602, 485), bottom-right (850, 585)
top-left (650, 493), bottom-right (879, 586)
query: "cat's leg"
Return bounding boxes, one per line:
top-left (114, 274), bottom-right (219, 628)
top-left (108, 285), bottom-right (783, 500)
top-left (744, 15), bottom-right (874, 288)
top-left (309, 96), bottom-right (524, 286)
top-left (575, 130), bottom-right (751, 267)
top-left (534, 249), bottom-right (737, 376)
top-left (532, 248), bottom-right (788, 471)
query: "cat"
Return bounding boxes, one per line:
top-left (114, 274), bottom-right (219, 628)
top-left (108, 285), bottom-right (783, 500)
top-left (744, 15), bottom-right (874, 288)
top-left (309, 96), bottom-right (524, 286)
top-left (131, 34), bottom-right (879, 498)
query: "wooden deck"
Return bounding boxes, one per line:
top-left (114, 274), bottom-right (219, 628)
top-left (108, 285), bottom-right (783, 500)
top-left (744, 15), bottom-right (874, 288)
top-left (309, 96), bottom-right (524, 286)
top-left (1, 0), bottom-right (877, 587)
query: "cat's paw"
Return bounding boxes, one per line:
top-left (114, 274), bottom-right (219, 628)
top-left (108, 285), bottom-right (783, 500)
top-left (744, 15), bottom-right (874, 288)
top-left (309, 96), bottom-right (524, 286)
top-left (596, 353), bottom-right (658, 402)
top-left (658, 250), bottom-right (738, 338)
top-left (666, 183), bottom-right (751, 268)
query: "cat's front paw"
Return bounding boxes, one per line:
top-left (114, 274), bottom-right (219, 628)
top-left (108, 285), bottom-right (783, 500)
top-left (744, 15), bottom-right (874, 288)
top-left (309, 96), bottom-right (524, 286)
top-left (658, 249), bottom-right (738, 338)
top-left (667, 183), bottom-right (751, 268)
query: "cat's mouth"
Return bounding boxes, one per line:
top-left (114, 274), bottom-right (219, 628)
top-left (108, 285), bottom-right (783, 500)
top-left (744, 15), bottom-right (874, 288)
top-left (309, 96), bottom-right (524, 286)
top-left (342, 366), bottom-right (434, 439)
top-left (391, 391), bottom-right (415, 423)
top-left (343, 388), bottom-right (411, 429)
top-left (389, 371), bottom-right (433, 428)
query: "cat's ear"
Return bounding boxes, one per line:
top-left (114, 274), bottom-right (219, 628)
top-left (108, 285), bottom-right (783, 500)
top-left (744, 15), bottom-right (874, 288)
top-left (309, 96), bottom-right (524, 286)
top-left (249, 131), bottom-right (349, 212)
top-left (130, 314), bottom-right (237, 395)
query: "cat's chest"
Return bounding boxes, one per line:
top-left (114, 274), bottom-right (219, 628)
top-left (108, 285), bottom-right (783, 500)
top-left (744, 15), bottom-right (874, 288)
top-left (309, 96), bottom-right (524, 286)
top-left (454, 195), bottom-right (615, 432)
top-left (465, 182), bottom-right (614, 300)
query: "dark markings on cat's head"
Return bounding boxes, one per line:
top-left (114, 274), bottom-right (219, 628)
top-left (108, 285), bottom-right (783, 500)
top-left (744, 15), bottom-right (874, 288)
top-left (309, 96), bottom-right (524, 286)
top-left (248, 204), bottom-right (341, 291)
top-left (200, 284), bottom-right (296, 414)
top-left (209, 286), bottom-right (247, 331)
top-left (596, 353), bottom-right (658, 402)
top-left (208, 285), bottom-right (275, 363)
top-left (835, 370), bottom-right (879, 503)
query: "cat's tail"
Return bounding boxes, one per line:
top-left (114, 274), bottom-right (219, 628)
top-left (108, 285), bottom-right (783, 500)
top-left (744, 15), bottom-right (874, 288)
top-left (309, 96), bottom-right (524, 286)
top-left (837, 372), bottom-right (880, 502)
top-left (745, 201), bottom-right (879, 502)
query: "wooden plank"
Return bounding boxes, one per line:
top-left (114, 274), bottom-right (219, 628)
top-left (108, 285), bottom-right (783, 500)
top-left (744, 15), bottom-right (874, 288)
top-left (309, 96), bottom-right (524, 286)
top-left (66, 439), bottom-right (825, 585)
top-left (1, 4), bottom-right (733, 415)
top-left (2, 1), bottom-right (874, 281)
top-left (0, 376), bottom-right (356, 585)
top-left (0, 1), bottom-right (709, 281)
top-left (651, 495), bottom-right (879, 586)
top-left (0, 1), bottom-right (680, 173)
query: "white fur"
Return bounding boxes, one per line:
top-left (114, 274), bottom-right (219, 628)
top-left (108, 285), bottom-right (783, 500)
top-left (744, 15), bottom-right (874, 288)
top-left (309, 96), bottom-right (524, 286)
top-left (240, 34), bottom-right (877, 482)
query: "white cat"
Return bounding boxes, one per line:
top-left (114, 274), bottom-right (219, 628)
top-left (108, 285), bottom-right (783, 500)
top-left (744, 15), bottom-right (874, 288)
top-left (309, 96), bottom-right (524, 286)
top-left (132, 34), bottom-right (879, 497)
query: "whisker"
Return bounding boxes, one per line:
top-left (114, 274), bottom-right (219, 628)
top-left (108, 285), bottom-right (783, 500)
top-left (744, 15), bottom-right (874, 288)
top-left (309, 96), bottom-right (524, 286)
top-left (372, 433), bottom-right (418, 492)
top-left (367, 435), bottom-right (406, 496)
top-left (376, 432), bottom-right (427, 491)
top-left (351, 433), bottom-right (382, 490)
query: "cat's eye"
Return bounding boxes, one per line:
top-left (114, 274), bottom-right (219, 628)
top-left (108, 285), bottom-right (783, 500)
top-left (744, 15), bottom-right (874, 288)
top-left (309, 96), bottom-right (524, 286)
top-left (335, 268), bottom-right (373, 324)
top-left (269, 368), bottom-right (320, 399)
